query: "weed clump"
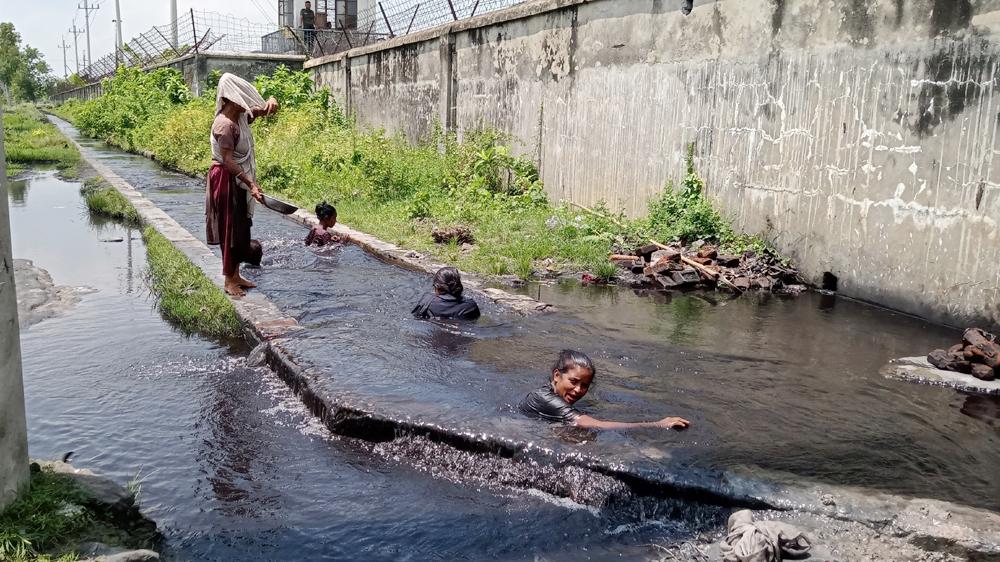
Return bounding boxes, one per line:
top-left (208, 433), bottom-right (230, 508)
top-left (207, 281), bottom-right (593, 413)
top-left (2, 105), bottom-right (79, 177)
top-left (80, 178), bottom-right (142, 225)
top-left (0, 465), bottom-right (153, 562)
top-left (142, 227), bottom-right (242, 339)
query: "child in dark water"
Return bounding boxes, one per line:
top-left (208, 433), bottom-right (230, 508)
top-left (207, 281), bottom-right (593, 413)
top-left (519, 350), bottom-right (691, 430)
top-left (412, 267), bottom-right (481, 320)
top-left (305, 202), bottom-right (338, 246)
top-left (243, 239), bottom-right (263, 267)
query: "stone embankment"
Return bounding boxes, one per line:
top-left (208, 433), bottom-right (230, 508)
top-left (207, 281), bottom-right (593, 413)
top-left (13, 259), bottom-right (91, 328)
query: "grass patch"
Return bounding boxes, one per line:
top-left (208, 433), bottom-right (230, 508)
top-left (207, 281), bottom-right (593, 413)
top-left (58, 67), bottom-right (780, 282)
top-left (2, 105), bottom-right (79, 177)
top-left (141, 226), bottom-right (242, 338)
top-left (0, 466), bottom-right (148, 562)
top-left (80, 178), bottom-right (142, 225)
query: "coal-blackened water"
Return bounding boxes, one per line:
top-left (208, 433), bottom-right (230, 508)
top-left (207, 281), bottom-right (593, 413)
top-left (49, 116), bottom-right (1000, 515)
top-left (12, 171), bottom-right (712, 560)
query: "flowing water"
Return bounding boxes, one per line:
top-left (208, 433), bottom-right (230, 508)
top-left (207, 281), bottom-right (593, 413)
top-left (12, 170), bottom-right (710, 560)
top-left (17, 117), bottom-right (1000, 558)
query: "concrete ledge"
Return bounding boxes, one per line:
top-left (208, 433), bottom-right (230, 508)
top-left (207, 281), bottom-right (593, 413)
top-left (60, 129), bottom-right (301, 344)
top-left (286, 208), bottom-right (554, 314)
top-left (881, 356), bottom-right (1000, 395)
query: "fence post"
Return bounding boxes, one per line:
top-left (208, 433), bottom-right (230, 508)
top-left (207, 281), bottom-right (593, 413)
top-left (378, 2), bottom-right (395, 38)
top-left (191, 9), bottom-right (199, 53)
top-left (406, 4), bottom-right (421, 35)
top-left (446, 0), bottom-right (458, 20)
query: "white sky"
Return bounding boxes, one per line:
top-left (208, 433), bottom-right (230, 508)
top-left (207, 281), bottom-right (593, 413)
top-left (0, 0), bottom-right (274, 77)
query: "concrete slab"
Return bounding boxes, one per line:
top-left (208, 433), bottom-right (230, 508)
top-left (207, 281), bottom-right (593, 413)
top-left (881, 356), bottom-right (1000, 395)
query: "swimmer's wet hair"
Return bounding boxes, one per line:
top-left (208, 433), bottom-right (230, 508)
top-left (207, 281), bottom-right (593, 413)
top-left (246, 239), bottom-right (262, 267)
top-left (433, 266), bottom-right (464, 298)
top-left (552, 350), bottom-right (595, 377)
top-left (315, 201), bottom-right (337, 221)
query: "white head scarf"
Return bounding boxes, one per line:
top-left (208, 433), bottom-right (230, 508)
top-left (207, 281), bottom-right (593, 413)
top-left (212, 73), bottom-right (265, 218)
top-left (215, 73), bottom-right (265, 115)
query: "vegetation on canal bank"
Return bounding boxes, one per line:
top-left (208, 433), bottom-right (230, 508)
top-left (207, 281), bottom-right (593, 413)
top-left (2, 105), bottom-right (78, 178)
top-left (141, 226), bottom-right (242, 339)
top-left (0, 467), bottom-right (133, 562)
top-left (54, 66), bottom-right (773, 281)
top-left (79, 177), bottom-right (143, 225)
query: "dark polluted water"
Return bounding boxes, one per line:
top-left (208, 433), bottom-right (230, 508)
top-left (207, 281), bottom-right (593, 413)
top-left (50, 116), bottom-right (1000, 515)
top-left (11, 171), bottom-right (715, 560)
top-left (35, 115), bottom-right (1000, 544)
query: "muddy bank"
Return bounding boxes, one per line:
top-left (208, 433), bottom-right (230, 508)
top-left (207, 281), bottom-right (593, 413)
top-left (27, 460), bottom-right (160, 561)
top-left (13, 258), bottom-right (90, 328)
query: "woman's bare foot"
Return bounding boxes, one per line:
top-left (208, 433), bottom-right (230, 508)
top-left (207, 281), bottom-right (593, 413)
top-left (224, 280), bottom-right (246, 297)
top-left (236, 274), bottom-right (256, 289)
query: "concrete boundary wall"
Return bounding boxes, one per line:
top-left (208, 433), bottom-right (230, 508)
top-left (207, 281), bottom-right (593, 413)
top-left (307, 0), bottom-right (1000, 328)
top-left (50, 52), bottom-right (308, 103)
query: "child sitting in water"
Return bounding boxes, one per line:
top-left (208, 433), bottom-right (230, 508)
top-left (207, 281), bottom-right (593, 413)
top-left (519, 350), bottom-right (691, 430)
top-left (412, 267), bottom-right (481, 320)
top-left (305, 201), bottom-right (339, 246)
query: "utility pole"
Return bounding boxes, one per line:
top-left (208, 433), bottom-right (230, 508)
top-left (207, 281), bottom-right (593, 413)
top-left (0, 96), bottom-right (30, 513)
top-left (58, 38), bottom-right (71, 78)
top-left (78, 0), bottom-right (100, 68)
top-left (170, 0), bottom-right (178, 49)
top-left (113, 0), bottom-right (123, 66)
top-left (69, 23), bottom-right (84, 74)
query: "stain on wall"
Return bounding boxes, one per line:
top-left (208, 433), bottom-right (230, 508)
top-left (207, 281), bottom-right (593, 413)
top-left (309, 0), bottom-right (1000, 326)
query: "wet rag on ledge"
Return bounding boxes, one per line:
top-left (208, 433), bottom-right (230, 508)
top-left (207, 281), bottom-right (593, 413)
top-left (720, 510), bottom-right (811, 562)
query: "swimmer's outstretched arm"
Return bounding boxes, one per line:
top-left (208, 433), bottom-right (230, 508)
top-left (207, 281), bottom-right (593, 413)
top-left (573, 415), bottom-right (690, 430)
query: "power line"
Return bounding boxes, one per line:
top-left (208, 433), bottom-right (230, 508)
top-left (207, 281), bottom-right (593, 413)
top-left (249, 0), bottom-right (278, 26)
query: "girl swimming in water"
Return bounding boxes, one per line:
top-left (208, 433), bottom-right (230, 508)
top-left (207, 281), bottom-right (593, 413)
top-left (519, 350), bottom-right (691, 430)
top-left (305, 201), bottom-right (338, 246)
top-left (412, 267), bottom-right (481, 320)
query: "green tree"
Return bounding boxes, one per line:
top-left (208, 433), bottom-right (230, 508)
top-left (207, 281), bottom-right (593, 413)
top-left (0, 22), bottom-right (51, 101)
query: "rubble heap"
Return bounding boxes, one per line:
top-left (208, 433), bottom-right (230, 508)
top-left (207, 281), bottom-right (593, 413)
top-left (610, 243), bottom-right (803, 293)
top-left (927, 328), bottom-right (999, 381)
top-left (431, 225), bottom-right (475, 245)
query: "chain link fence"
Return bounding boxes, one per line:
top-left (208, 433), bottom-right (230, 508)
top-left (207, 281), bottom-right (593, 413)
top-left (78, 0), bottom-right (526, 82)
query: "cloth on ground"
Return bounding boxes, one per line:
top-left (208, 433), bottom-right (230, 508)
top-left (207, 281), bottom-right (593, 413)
top-left (720, 510), bottom-right (811, 562)
top-left (518, 386), bottom-right (580, 424)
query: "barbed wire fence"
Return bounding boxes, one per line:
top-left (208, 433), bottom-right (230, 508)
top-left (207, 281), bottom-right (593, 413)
top-left (76, 0), bottom-right (526, 84)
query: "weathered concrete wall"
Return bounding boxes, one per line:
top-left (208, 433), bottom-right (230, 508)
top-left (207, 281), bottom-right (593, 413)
top-left (154, 52), bottom-right (309, 97)
top-left (308, 0), bottom-right (1000, 327)
top-left (0, 111), bottom-right (30, 508)
top-left (51, 52), bottom-right (308, 102)
top-left (50, 82), bottom-right (104, 104)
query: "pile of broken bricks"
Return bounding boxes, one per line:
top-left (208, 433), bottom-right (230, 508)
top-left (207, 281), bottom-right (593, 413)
top-left (927, 328), bottom-right (1000, 381)
top-left (611, 243), bottom-right (804, 293)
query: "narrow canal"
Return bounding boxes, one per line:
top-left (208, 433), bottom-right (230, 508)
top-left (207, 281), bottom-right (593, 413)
top-left (11, 170), bottom-right (695, 560)
top-left (52, 115), bottom-right (1000, 513)
top-left (13, 116), bottom-right (1000, 560)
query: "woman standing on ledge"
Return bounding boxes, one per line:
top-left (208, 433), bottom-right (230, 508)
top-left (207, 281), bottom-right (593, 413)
top-left (206, 73), bottom-right (279, 296)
